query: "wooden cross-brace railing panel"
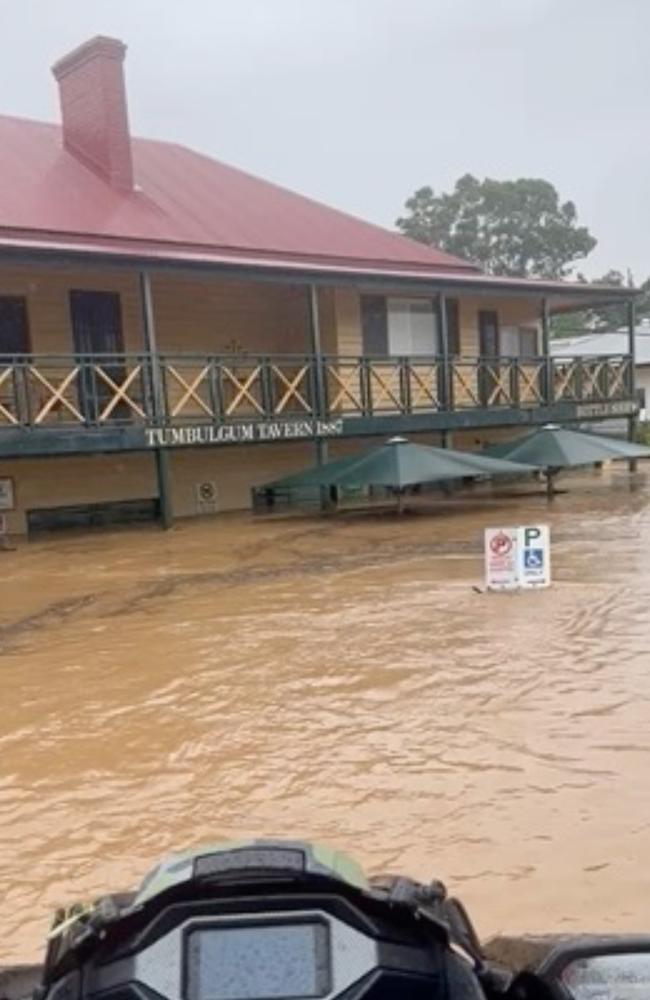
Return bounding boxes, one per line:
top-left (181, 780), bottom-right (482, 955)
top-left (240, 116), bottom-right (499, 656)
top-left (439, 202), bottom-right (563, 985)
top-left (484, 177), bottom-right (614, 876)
top-left (553, 361), bottom-right (579, 400)
top-left (581, 360), bottom-right (608, 400)
top-left (0, 352), bottom-right (636, 433)
top-left (30, 367), bottom-right (84, 424)
top-left (326, 363), bottom-right (363, 412)
top-left (0, 368), bottom-right (18, 425)
top-left (517, 362), bottom-right (544, 404)
top-left (221, 365), bottom-right (265, 416)
top-left (605, 359), bottom-right (629, 398)
top-left (482, 363), bottom-right (514, 406)
top-left (368, 363), bottom-right (404, 411)
top-left (271, 364), bottom-right (312, 415)
top-left (95, 364), bottom-right (147, 421)
top-left (451, 364), bottom-right (481, 407)
top-left (408, 364), bottom-right (440, 410)
top-left (166, 364), bottom-right (215, 418)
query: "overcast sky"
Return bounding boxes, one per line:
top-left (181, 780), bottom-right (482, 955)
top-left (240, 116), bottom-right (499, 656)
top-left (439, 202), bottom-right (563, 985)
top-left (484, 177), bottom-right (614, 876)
top-left (1, 0), bottom-right (648, 278)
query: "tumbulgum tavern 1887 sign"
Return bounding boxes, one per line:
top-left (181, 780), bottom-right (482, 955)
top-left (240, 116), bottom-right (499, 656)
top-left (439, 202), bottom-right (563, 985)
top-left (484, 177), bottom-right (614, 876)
top-left (144, 418), bottom-right (344, 448)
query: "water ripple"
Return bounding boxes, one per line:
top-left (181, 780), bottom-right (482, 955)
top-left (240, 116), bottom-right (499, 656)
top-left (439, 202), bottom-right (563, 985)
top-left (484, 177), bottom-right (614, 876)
top-left (2, 470), bottom-right (650, 960)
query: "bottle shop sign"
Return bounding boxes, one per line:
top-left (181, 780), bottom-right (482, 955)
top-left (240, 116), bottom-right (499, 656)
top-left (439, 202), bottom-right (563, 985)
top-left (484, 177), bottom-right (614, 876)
top-left (484, 525), bottom-right (551, 591)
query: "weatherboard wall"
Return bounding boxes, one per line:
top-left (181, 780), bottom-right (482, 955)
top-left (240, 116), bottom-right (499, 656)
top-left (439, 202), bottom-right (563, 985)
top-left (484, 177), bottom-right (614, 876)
top-left (0, 452), bottom-right (158, 535)
top-left (148, 274), bottom-right (311, 354)
top-left (0, 441), bottom-right (315, 533)
top-left (0, 265), bottom-right (315, 355)
top-left (0, 265), bottom-right (144, 353)
top-left (0, 430), bottom-right (490, 534)
top-left (0, 264), bottom-right (544, 361)
top-left (458, 297), bottom-right (541, 354)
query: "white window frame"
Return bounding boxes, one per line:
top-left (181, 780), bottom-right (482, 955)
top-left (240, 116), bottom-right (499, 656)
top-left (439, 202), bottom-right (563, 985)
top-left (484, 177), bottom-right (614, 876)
top-left (500, 324), bottom-right (540, 358)
top-left (386, 298), bottom-right (439, 357)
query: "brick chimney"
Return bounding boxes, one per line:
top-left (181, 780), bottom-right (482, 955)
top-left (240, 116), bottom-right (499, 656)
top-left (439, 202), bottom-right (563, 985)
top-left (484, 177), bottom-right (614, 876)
top-left (52, 36), bottom-right (134, 191)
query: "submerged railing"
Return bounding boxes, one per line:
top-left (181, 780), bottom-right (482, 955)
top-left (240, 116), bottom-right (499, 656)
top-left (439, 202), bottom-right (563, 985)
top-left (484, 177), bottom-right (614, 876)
top-left (0, 352), bottom-right (634, 429)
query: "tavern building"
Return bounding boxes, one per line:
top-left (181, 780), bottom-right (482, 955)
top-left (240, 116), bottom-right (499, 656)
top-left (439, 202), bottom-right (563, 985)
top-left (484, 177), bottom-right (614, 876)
top-left (0, 37), bottom-right (638, 534)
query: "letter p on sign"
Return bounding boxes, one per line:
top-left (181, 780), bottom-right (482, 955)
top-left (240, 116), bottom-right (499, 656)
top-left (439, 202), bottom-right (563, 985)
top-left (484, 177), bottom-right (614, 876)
top-left (517, 524), bottom-right (551, 588)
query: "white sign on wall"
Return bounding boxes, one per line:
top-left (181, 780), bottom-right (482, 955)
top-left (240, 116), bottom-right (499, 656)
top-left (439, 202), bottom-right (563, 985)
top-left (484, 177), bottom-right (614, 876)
top-left (484, 524), bottom-right (551, 591)
top-left (196, 480), bottom-right (218, 514)
top-left (0, 478), bottom-right (14, 511)
top-left (144, 418), bottom-right (344, 449)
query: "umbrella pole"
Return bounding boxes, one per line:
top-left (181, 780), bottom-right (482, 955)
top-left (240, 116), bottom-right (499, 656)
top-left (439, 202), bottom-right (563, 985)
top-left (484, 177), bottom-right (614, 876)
top-left (396, 489), bottom-right (405, 514)
top-left (545, 469), bottom-right (556, 501)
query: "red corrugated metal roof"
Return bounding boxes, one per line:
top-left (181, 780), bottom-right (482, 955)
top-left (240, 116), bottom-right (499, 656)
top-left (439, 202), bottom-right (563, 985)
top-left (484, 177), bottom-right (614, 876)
top-left (0, 114), bottom-right (478, 276)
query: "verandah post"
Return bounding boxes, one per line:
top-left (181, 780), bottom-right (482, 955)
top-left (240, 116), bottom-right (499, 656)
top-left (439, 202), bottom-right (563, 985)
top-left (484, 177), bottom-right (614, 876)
top-left (438, 291), bottom-right (450, 411)
top-left (308, 283), bottom-right (328, 468)
top-left (140, 270), bottom-right (173, 530)
top-left (627, 296), bottom-right (638, 471)
top-left (541, 296), bottom-right (553, 406)
top-left (437, 293), bottom-right (454, 451)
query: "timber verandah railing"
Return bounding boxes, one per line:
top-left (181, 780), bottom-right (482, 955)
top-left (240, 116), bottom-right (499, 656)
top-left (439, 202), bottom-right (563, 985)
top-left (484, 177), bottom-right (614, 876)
top-left (0, 352), bottom-right (634, 429)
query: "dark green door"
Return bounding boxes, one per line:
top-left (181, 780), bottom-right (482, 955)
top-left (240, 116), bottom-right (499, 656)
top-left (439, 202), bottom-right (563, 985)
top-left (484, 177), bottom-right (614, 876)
top-left (70, 290), bottom-right (126, 422)
top-left (478, 310), bottom-right (500, 405)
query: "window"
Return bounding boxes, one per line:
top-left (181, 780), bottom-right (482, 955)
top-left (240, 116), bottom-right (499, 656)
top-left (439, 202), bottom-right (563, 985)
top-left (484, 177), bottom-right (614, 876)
top-left (519, 326), bottom-right (539, 356)
top-left (387, 298), bottom-right (438, 355)
top-left (0, 296), bottom-right (30, 354)
top-left (478, 310), bottom-right (499, 357)
top-left (361, 295), bottom-right (449, 357)
top-left (500, 325), bottom-right (539, 357)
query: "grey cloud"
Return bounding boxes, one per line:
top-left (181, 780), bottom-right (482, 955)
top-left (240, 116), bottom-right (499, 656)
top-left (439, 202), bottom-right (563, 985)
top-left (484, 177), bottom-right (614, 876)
top-left (1, 0), bottom-right (648, 279)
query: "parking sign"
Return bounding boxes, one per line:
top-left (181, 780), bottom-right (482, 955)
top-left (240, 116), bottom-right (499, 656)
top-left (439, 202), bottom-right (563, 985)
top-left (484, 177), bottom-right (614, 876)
top-left (484, 527), bottom-right (519, 590)
top-left (484, 524), bottom-right (551, 591)
top-left (517, 525), bottom-right (551, 588)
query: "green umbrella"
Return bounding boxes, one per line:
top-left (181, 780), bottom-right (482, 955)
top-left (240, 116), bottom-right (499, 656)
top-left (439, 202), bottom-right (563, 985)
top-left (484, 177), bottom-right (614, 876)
top-left (260, 453), bottom-right (362, 492)
top-left (484, 424), bottom-right (650, 497)
top-left (263, 437), bottom-right (534, 512)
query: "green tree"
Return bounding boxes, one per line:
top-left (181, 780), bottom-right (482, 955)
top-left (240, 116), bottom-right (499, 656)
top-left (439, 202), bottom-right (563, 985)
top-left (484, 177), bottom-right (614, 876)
top-left (549, 270), bottom-right (650, 337)
top-left (589, 270), bottom-right (650, 329)
top-left (588, 269), bottom-right (630, 330)
top-left (396, 174), bottom-right (597, 279)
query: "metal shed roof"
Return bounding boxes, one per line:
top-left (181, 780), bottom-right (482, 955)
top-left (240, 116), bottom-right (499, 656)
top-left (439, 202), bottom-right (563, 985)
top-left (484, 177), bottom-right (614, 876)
top-left (552, 323), bottom-right (650, 364)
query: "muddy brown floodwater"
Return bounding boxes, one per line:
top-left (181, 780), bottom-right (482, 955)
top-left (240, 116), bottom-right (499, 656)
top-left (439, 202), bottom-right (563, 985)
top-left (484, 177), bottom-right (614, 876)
top-left (2, 468), bottom-right (650, 965)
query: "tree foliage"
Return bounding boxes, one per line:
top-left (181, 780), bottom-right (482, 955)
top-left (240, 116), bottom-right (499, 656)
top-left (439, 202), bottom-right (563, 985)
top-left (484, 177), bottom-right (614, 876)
top-left (589, 270), bottom-right (650, 328)
top-left (550, 270), bottom-right (650, 337)
top-left (396, 174), bottom-right (597, 279)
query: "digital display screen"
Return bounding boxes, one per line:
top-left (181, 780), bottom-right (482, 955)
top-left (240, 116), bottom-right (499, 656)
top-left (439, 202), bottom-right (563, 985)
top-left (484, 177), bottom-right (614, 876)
top-left (562, 952), bottom-right (650, 999)
top-left (187, 922), bottom-right (329, 1000)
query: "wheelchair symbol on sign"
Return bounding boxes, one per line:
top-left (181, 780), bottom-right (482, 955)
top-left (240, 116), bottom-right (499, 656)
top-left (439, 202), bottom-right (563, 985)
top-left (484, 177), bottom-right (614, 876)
top-left (524, 548), bottom-right (544, 569)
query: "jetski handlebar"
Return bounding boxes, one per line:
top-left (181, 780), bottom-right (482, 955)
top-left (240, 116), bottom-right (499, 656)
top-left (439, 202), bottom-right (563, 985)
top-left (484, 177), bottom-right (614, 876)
top-left (2, 840), bottom-right (649, 1000)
